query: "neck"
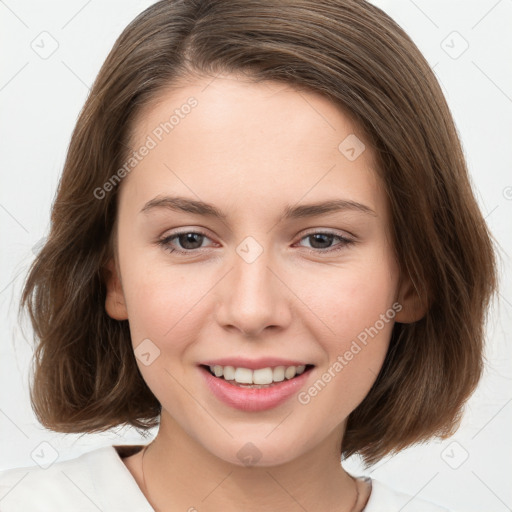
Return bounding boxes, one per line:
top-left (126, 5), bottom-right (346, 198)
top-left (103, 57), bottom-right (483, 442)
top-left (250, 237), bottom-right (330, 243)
top-left (137, 412), bottom-right (363, 512)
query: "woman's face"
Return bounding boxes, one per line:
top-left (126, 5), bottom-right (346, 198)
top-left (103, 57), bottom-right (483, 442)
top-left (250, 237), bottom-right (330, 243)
top-left (106, 73), bottom-right (411, 466)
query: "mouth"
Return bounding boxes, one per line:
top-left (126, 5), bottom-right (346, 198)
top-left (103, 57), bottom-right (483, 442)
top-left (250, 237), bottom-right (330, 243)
top-left (199, 363), bottom-right (315, 389)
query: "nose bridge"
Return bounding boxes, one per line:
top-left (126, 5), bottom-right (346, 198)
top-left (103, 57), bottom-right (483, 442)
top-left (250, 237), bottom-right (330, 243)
top-left (216, 235), bottom-right (290, 336)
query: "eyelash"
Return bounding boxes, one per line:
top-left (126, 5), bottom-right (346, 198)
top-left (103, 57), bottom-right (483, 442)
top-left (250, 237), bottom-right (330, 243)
top-left (158, 229), bottom-right (355, 256)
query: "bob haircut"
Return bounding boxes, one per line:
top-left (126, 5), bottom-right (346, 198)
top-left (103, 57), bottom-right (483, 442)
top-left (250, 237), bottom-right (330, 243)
top-left (21, 0), bottom-right (497, 465)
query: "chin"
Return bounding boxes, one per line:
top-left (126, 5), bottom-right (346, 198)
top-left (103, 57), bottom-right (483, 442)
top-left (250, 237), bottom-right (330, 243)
top-left (205, 435), bottom-right (305, 468)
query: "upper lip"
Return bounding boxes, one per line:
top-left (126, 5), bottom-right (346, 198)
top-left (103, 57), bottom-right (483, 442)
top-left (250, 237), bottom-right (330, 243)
top-left (199, 357), bottom-right (313, 370)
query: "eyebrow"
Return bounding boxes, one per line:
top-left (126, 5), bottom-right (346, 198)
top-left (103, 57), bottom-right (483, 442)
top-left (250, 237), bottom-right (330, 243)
top-left (140, 195), bottom-right (376, 220)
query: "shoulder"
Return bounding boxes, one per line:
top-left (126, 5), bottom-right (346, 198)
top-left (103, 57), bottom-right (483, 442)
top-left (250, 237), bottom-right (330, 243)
top-left (0, 445), bottom-right (114, 511)
top-left (364, 478), bottom-right (451, 512)
top-left (0, 444), bottom-right (151, 512)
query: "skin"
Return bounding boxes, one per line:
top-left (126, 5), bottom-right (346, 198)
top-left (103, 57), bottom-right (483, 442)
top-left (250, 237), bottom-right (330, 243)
top-left (105, 73), bottom-right (424, 511)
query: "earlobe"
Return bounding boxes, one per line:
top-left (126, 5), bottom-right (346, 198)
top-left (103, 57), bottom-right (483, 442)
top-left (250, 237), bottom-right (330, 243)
top-left (104, 258), bottom-right (128, 320)
top-left (394, 276), bottom-right (429, 324)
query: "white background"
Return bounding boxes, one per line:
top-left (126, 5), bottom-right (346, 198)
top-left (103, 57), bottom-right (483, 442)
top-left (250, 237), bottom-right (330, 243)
top-left (1, 1), bottom-right (511, 511)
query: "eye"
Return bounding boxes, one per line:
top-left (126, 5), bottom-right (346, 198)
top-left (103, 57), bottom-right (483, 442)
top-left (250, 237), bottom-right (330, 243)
top-left (296, 231), bottom-right (354, 255)
top-left (158, 229), bottom-right (355, 256)
top-left (158, 230), bottom-right (215, 254)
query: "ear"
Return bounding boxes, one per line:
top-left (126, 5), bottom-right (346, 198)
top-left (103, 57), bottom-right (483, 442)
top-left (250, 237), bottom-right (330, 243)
top-left (394, 275), bottom-right (429, 324)
top-left (104, 258), bottom-right (128, 320)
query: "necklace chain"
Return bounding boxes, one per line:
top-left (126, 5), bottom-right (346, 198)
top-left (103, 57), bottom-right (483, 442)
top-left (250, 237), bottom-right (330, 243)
top-left (141, 442), bottom-right (151, 508)
top-left (140, 442), bottom-right (362, 512)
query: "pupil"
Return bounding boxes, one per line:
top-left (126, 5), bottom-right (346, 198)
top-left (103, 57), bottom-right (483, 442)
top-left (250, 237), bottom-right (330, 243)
top-left (310, 234), bottom-right (332, 249)
top-left (179, 233), bottom-right (203, 249)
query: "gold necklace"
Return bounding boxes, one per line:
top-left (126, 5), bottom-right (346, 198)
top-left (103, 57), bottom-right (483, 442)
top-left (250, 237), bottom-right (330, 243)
top-left (140, 442), bottom-right (361, 512)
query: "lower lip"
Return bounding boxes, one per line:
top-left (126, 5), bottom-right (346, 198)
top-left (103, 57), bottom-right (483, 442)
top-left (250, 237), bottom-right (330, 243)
top-left (199, 366), bottom-right (313, 412)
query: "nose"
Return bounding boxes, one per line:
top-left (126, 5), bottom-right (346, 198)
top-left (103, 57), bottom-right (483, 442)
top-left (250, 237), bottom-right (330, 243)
top-left (214, 244), bottom-right (292, 337)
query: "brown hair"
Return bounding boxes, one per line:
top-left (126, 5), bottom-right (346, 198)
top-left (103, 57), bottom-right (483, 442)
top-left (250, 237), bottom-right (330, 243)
top-left (20, 0), bottom-right (497, 465)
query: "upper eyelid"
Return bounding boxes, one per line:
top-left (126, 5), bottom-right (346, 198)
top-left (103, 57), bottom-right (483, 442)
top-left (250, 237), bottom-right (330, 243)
top-left (161, 228), bottom-right (215, 243)
top-left (161, 227), bottom-right (353, 240)
top-left (299, 227), bottom-right (355, 240)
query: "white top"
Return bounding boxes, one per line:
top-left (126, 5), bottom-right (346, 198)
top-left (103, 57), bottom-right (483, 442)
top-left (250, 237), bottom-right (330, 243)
top-left (0, 444), bottom-right (449, 511)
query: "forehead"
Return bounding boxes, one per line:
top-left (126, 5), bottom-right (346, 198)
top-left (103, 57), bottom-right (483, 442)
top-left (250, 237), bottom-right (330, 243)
top-left (131, 73), bottom-right (363, 154)
top-left (122, 74), bottom-right (386, 223)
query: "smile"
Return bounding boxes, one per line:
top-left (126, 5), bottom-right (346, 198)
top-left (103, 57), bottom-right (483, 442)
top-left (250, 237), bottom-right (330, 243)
top-left (204, 364), bottom-right (312, 387)
top-left (199, 364), bottom-right (315, 411)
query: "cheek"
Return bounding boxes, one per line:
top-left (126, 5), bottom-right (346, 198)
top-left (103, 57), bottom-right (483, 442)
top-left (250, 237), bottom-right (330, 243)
top-left (298, 291), bottom-right (395, 427)
top-left (119, 246), bottom-right (211, 353)
top-left (119, 259), bottom-right (211, 409)
top-left (297, 251), bottom-right (398, 344)
top-left (292, 251), bottom-right (397, 412)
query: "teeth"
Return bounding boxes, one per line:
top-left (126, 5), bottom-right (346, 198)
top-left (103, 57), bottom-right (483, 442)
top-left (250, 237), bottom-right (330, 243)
top-left (234, 367), bottom-right (253, 384)
top-left (209, 364), bottom-right (308, 384)
top-left (273, 366), bottom-right (285, 383)
top-left (223, 366), bottom-right (235, 381)
top-left (253, 367), bottom-right (273, 385)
